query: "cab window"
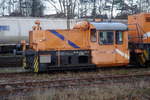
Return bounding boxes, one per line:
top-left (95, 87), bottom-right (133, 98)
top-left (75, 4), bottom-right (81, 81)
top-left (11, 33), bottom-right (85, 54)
top-left (116, 31), bottom-right (123, 44)
top-left (90, 29), bottom-right (97, 42)
top-left (99, 31), bottom-right (114, 45)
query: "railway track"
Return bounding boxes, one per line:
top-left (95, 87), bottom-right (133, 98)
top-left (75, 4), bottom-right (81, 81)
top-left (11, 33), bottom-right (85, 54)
top-left (0, 72), bottom-right (32, 77)
top-left (0, 65), bottom-right (148, 75)
top-left (1, 73), bottom-right (150, 97)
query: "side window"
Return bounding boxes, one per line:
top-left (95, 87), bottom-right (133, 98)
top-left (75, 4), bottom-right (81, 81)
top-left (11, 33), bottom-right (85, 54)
top-left (116, 31), bottom-right (123, 44)
top-left (90, 29), bottom-right (97, 42)
top-left (99, 31), bottom-right (114, 45)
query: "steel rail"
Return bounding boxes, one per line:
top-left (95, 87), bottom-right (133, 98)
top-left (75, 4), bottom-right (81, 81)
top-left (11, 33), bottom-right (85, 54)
top-left (0, 73), bottom-right (150, 90)
top-left (0, 73), bottom-right (150, 97)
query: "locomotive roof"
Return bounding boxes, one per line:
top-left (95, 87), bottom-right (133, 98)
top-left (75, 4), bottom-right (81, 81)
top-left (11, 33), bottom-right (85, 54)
top-left (90, 22), bottom-right (128, 31)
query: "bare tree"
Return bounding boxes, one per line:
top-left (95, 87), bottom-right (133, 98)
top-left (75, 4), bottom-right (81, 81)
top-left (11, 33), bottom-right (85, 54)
top-left (0, 0), bottom-right (44, 17)
top-left (44, 0), bottom-right (78, 18)
top-left (31, 0), bottom-right (44, 17)
top-left (1, 0), bottom-right (150, 18)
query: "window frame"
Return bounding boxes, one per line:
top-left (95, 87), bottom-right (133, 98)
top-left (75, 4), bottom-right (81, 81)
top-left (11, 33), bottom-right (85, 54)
top-left (98, 31), bottom-right (114, 45)
top-left (90, 29), bottom-right (97, 42)
top-left (115, 31), bottom-right (123, 45)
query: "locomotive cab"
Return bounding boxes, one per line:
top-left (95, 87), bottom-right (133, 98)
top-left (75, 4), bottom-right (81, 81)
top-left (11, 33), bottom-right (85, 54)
top-left (89, 22), bottom-right (129, 67)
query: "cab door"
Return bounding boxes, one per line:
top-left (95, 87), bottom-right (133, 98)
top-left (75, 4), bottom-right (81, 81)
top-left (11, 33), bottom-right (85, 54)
top-left (115, 31), bottom-right (129, 65)
top-left (90, 30), bottom-right (116, 67)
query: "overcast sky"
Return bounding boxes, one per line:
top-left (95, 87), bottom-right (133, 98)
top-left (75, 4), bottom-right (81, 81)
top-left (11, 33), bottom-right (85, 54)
top-left (43, 2), bottom-right (56, 15)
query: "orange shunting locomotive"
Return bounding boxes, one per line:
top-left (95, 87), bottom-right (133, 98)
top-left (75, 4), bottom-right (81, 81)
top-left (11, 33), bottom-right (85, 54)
top-left (24, 20), bottom-right (129, 72)
top-left (23, 13), bottom-right (150, 72)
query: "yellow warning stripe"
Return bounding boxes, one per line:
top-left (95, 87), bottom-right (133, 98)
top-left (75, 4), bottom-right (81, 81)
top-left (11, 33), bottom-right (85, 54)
top-left (138, 50), bottom-right (150, 66)
top-left (139, 54), bottom-right (146, 65)
top-left (143, 50), bottom-right (149, 60)
top-left (141, 54), bottom-right (146, 64)
top-left (34, 56), bottom-right (39, 72)
top-left (35, 56), bottom-right (39, 72)
top-left (33, 56), bottom-right (36, 71)
top-left (33, 56), bottom-right (36, 72)
top-left (23, 57), bottom-right (26, 68)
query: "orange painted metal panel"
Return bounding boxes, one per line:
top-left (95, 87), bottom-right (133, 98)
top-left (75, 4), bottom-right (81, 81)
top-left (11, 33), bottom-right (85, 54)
top-left (128, 13), bottom-right (150, 43)
top-left (29, 29), bottom-right (89, 51)
top-left (90, 31), bottom-right (129, 67)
